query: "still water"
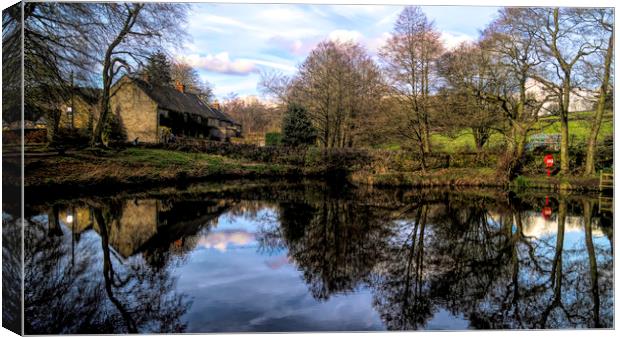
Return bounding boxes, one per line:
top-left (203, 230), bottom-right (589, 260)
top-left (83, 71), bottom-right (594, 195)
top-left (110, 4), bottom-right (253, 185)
top-left (13, 181), bottom-right (614, 333)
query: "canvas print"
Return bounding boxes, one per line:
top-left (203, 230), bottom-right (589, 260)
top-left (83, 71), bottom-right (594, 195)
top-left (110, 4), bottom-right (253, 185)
top-left (1, 0), bottom-right (615, 334)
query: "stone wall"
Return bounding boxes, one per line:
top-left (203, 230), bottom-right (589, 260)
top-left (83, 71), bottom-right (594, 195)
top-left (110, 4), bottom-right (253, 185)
top-left (110, 78), bottom-right (159, 143)
top-left (59, 96), bottom-right (95, 130)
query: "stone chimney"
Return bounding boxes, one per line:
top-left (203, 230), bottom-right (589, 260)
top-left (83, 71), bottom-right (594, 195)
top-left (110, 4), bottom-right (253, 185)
top-left (210, 100), bottom-right (220, 110)
top-left (175, 80), bottom-right (185, 93)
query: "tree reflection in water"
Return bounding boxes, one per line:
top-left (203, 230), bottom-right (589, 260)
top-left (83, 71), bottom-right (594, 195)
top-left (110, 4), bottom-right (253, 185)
top-left (22, 183), bottom-right (613, 332)
top-left (24, 199), bottom-right (204, 334)
top-left (261, 188), bottom-right (614, 330)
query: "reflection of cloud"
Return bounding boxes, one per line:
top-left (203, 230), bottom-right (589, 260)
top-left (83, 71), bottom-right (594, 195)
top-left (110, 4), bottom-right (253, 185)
top-left (521, 213), bottom-right (604, 238)
top-left (198, 230), bottom-right (255, 252)
top-left (265, 255), bottom-right (290, 270)
top-left (178, 53), bottom-right (257, 75)
top-left (488, 211), bottom-right (604, 238)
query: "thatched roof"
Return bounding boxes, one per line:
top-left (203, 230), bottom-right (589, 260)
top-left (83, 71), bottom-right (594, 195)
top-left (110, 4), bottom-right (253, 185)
top-left (128, 76), bottom-right (236, 124)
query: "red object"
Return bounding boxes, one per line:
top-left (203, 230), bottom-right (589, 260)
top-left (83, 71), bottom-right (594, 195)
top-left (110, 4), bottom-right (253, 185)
top-left (544, 154), bottom-right (554, 167)
top-left (542, 206), bottom-right (553, 220)
top-left (544, 154), bottom-right (554, 176)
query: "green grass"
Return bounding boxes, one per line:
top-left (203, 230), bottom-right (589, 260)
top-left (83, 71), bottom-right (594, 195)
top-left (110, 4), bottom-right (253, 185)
top-left (430, 110), bottom-right (613, 153)
top-left (533, 115), bottom-right (613, 143)
top-left (431, 131), bottom-right (505, 153)
top-left (116, 148), bottom-right (228, 167)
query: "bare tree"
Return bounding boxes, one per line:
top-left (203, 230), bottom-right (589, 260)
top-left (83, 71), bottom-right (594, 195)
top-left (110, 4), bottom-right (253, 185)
top-left (437, 41), bottom-right (503, 153)
top-left (91, 3), bottom-right (188, 146)
top-left (290, 40), bottom-right (383, 148)
top-left (258, 70), bottom-right (294, 104)
top-left (476, 8), bottom-right (550, 178)
top-left (379, 6), bottom-right (444, 168)
top-left (170, 61), bottom-right (214, 103)
top-left (20, 2), bottom-right (101, 141)
top-left (222, 95), bottom-right (282, 135)
top-left (527, 8), bottom-right (601, 174)
top-left (581, 9), bottom-right (614, 176)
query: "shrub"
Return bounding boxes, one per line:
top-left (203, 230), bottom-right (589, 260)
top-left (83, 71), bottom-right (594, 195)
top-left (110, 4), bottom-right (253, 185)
top-left (265, 132), bottom-right (282, 146)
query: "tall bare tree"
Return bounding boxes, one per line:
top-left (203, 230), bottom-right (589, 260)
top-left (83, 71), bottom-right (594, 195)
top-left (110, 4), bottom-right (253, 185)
top-left (290, 40), bottom-right (383, 148)
top-left (527, 8), bottom-right (601, 174)
top-left (476, 9), bottom-right (550, 178)
top-left (19, 2), bottom-right (100, 141)
top-left (379, 6), bottom-right (443, 167)
top-left (437, 41), bottom-right (503, 153)
top-left (581, 9), bottom-right (614, 176)
top-left (91, 3), bottom-right (188, 146)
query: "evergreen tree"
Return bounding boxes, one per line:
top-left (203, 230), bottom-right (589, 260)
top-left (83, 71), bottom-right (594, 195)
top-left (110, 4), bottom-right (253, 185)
top-left (144, 50), bottom-right (172, 86)
top-left (281, 103), bottom-right (317, 147)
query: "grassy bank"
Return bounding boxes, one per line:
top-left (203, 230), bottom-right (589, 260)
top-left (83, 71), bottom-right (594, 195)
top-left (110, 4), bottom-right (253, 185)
top-left (21, 147), bottom-right (302, 191)
top-left (350, 168), bottom-right (503, 188)
top-left (16, 145), bottom-right (607, 193)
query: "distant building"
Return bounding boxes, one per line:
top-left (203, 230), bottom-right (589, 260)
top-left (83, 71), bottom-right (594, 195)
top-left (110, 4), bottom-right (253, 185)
top-left (525, 79), bottom-right (598, 115)
top-left (108, 75), bottom-right (242, 143)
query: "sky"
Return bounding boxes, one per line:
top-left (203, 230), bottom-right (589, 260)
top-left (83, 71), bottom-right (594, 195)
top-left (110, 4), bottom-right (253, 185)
top-left (176, 4), bottom-right (500, 100)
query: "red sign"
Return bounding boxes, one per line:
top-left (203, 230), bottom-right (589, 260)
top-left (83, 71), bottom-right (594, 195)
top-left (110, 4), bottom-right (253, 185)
top-left (544, 154), bottom-right (554, 176)
top-left (544, 154), bottom-right (554, 168)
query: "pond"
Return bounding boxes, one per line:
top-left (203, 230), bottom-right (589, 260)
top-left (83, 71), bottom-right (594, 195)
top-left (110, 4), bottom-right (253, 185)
top-left (7, 181), bottom-right (614, 333)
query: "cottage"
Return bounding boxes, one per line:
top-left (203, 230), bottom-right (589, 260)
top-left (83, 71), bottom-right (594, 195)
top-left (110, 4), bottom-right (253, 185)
top-left (110, 75), bottom-right (242, 143)
top-left (59, 87), bottom-right (100, 131)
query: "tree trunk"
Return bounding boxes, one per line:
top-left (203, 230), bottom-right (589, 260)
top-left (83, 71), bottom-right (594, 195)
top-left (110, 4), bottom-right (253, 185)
top-left (90, 6), bottom-right (140, 147)
top-left (503, 122), bottom-right (527, 179)
top-left (422, 113), bottom-right (431, 153)
top-left (584, 31), bottom-right (613, 176)
top-left (559, 72), bottom-right (572, 174)
top-left (559, 111), bottom-right (570, 174)
top-left (92, 76), bottom-right (111, 146)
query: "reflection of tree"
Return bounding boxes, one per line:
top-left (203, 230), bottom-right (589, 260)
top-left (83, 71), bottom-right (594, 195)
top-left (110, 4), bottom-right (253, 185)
top-left (24, 216), bottom-right (105, 333)
top-left (429, 194), bottom-right (614, 329)
top-left (288, 197), bottom-right (392, 300)
top-left (258, 186), bottom-right (393, 300)
top-left (371, 204), bottom-right (433, 330)
top-left (2, 212), bottom-right (23, 334)
top-left (582, 199), bottom-right (600, 328)
top-left (24, 203), bottom-right (191, 334)
top-left (24, 185), bottom-right (614, 332)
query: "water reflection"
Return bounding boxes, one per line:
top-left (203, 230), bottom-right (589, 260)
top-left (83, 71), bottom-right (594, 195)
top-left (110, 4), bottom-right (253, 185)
top-left (20, 183), bottom-right (613, 333)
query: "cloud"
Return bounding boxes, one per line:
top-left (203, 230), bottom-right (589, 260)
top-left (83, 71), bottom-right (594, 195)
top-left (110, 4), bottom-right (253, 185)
top-left (178, 52), bottom-right (257, 75)
top-left (366, 32), bottom-right (392, 54)
top-left (328, 29), bottom-right (364, 43)
top-left (441, 31), bottom-right (475, 50)
top-left (242, 58), bottom-right (297, 73)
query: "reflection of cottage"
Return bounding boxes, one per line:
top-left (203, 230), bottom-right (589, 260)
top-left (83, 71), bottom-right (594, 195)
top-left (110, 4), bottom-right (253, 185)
top-left (110, 75), bottom-right (242, 143)
top-left (58, 197), bottom-right (235, 260)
